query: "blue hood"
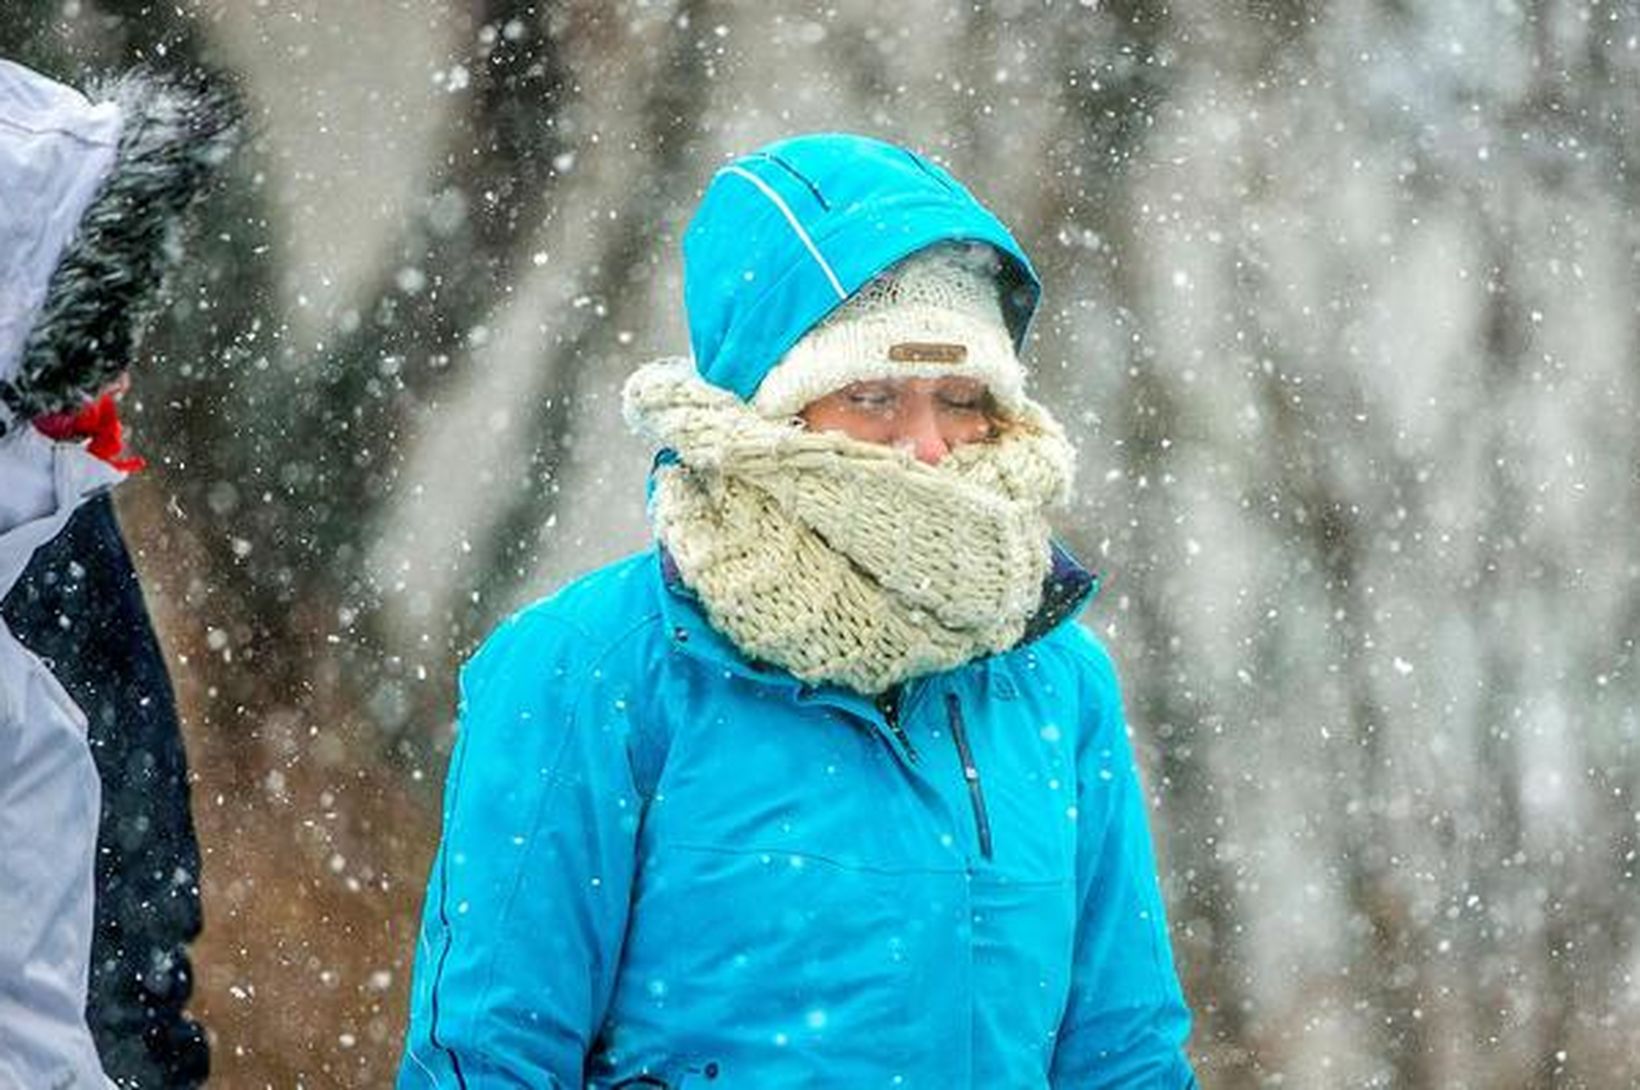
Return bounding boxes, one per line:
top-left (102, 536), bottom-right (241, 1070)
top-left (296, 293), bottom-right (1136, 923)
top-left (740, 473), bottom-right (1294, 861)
top-left (683, 132), bottom-right (1041, 401)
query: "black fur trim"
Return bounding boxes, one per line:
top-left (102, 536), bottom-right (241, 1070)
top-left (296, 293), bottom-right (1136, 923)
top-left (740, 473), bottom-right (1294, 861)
top-left (0, 69), bottom-right (241, 434)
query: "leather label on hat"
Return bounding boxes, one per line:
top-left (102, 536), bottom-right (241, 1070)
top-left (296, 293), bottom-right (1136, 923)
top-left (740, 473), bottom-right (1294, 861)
top-left (889, 341), bottom-right (968, 364)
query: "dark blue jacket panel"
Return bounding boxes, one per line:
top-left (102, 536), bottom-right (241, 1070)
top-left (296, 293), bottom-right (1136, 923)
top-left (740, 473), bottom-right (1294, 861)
top-left (2, 494), bottom-right (209, 1088)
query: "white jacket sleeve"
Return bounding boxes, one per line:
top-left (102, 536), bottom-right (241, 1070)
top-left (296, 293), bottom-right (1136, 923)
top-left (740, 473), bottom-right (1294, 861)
top-left (0, 427), bottom-right (123, 1090)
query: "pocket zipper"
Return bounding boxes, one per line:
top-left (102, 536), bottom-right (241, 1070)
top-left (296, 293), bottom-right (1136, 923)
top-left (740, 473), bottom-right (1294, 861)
top-left (945, 693), bottom-right (993, 861)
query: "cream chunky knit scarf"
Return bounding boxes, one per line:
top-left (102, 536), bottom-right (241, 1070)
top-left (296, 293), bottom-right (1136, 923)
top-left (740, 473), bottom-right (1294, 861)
top-left (622, 359), bottom-right (1075, 695)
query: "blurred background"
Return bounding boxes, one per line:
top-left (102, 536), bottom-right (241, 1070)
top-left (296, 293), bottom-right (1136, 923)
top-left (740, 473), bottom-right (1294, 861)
top-left (5, 0), bottom-right (1638, 1086)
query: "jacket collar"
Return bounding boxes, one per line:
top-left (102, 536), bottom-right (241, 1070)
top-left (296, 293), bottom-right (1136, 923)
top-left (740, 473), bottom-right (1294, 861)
top-left (655, 544), bottom-right (789, 687)
top-left (1023, 540), bottom-right (1099, 644)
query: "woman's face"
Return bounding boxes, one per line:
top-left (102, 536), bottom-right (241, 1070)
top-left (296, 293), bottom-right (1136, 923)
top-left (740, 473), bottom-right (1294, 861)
top-left (799, 376), bottom-right (996, 465)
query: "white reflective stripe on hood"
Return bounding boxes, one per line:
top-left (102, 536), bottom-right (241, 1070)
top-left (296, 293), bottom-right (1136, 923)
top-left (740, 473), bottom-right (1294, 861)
top-left (0, 59), bottom-right (123, 383)
top-left (719, 165), bottom-right (848, 301)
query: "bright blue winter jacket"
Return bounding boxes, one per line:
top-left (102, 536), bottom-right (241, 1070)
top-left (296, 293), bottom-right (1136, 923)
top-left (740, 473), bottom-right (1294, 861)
top-left (398, 134), bottom-right (1196, 1088)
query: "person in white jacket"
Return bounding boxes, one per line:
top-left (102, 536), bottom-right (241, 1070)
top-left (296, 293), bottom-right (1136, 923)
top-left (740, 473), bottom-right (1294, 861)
top-left (0, 58), bottom-right (236, 1089)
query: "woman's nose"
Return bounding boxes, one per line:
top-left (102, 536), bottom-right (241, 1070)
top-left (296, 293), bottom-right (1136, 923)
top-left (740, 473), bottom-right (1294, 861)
top-left (899, 405), bottom-right (951, 465)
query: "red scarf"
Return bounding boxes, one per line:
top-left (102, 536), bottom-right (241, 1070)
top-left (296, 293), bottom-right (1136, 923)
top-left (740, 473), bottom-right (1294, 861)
top-left (32, 394), bottom-right (146, 473)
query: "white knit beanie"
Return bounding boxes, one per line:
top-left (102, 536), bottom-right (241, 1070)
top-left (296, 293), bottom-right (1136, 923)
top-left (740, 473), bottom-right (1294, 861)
top-left (750, 242), bottom-right (1027, 419)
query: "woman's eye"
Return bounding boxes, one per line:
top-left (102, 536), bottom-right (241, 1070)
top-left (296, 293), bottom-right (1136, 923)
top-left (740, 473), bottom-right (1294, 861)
top-left (847, 389), bottom-right (896, 411)
top-left (937, 394), bottom-right (989, 414)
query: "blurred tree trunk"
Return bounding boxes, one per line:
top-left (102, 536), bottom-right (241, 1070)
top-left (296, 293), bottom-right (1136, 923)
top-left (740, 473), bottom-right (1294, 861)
top-left (469, 0), bottom-right (718, 607)
top-left (1254, 353), bottom-right (1439, 1086)
top-left (1230, 2), bottom-right (1441, 1062)
top-left (63, 0), bottom-right (579, 774)
top-left (260, 0), bottom-right (578, 766)
top-left (1466, 221), bottom-right (1553, 1088)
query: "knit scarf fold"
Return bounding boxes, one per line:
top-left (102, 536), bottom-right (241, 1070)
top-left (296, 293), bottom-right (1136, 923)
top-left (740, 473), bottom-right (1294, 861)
top-left (623, 358), bottom-right (1075, 695)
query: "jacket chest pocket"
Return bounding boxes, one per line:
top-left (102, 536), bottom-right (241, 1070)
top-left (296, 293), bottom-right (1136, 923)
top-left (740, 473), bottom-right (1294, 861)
top-left (930, 694), bottom-right (1079, 882)
top-left (650, 701), bottom-right (954, 873)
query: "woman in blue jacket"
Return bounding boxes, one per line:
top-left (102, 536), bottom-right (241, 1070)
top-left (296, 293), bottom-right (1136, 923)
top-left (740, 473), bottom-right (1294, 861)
top-left (399, 133), bottom-right (1196, 1089)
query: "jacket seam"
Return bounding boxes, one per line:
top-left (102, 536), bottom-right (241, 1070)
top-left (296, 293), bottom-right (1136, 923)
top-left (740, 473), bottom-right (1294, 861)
top-left (467, 704), bottom-right (583, 1074)
top-left (580, 609), bottom-right (666, 676)
top-left (754, 151), bottom-right (831, 210)
top-left (660, 840), bottom-right (1075, 884)
top-left (0, 114), bottom-right (119, 146)
top-left (423, 725), bottom-right (475, 1087)
top-left (522, 600), bottom-right (663, 680)
top-left (428, 606), bottom-right (648, 1082)
top-left (661, 839), bottom-right (967, 877)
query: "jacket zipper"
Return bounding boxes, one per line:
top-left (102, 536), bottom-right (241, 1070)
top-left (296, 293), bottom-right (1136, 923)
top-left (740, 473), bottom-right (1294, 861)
top-left (877, 688), bottom-right (920, 763)
top-left (944, 693), bottom-right (993, 861)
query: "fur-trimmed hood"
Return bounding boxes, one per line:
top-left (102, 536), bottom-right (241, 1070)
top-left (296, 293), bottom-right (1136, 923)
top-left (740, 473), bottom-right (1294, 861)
top-left (0, 58), bottom-right (239, 435)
